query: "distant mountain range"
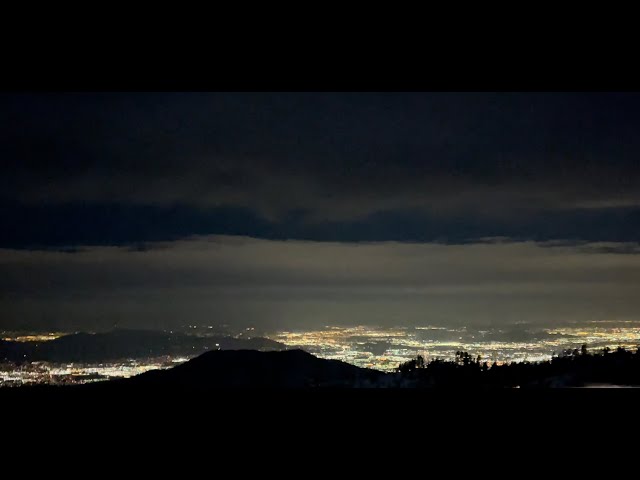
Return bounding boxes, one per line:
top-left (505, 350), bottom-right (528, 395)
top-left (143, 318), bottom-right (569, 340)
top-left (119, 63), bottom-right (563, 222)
top-left (90, 349), bottom-right (388, 389)
top-left (0, 329), bottom-right (285, 363)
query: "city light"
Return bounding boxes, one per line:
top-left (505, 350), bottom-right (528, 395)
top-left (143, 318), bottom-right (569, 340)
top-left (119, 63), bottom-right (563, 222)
top-left (267, 324), bottom-right (640, 371)
top-left (2, 323), bottom-right (640, 385)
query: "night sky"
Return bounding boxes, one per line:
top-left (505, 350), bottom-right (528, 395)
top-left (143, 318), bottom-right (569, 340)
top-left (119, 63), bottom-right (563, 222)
top-left (3, 92), bottom-right (640, 332)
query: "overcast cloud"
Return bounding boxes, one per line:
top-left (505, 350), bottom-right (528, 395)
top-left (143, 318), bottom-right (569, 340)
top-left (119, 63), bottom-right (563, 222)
top-left (3, 92), bottom-right (640, 224)
top-left (3, 93), bottom-right (640, 332)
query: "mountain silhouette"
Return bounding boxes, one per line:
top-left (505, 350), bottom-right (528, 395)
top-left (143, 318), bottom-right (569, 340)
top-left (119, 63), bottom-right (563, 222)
top-left (95, 349), bottom-right (388, 389)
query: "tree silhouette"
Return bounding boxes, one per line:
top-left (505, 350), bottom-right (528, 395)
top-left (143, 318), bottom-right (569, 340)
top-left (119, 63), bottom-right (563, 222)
top-left (395, 345), bottom-right (640, 388)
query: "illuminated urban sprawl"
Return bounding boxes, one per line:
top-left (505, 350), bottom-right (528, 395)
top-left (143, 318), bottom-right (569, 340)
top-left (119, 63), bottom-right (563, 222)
top-left (267, 323), bottom-right (640, 371)
top-left (2, 322), bottom-right (640, 385)
top-left (0, 356), bottom-right (190, 387)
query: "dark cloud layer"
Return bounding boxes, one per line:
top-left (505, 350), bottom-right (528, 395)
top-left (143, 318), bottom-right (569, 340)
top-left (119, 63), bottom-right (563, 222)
top-left (3, 92), bottom-right (640, 247)
top-left (2, 200), bottom-right (640, 249)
